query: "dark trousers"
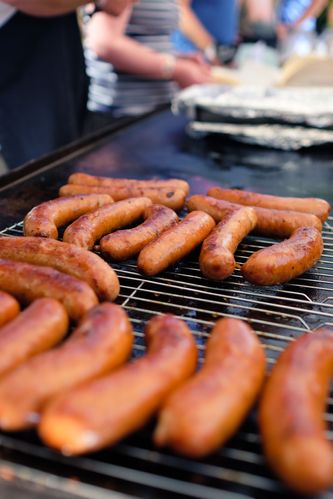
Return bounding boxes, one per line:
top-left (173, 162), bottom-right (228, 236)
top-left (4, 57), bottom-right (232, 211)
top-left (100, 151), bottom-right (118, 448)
top-left (0, 12), bottom-right (88, 169)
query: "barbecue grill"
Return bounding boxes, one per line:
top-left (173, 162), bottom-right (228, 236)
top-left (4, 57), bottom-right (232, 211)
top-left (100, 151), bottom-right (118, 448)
top-left (0, 109), bottom-right (332, 498)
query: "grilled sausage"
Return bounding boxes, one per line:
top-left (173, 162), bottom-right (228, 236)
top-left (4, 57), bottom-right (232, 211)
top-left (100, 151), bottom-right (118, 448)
top-left (253, 207), bottom-right (322, 238)
top-left (242, 227), bottom-right (323, 286)
top-left (39, 314), bottom-right (197, 455)
top-left (137, 211), bottom-right (215, 276)
top-left (154, 318), bottom-right (266, 458)
top-left (0, 259), bottom-right (98, 321)
top-left (63, 197), bottom-right (152, 250)
top-left (0, 236), bottom-right (119, 301)
top-left (208, 187), bottom-right (331, 222)
top-left (60, 184), bottom-right (186, 212)
top-left (259, 327), bottom-right (333, 494)
top-left (100, 204), bottom-right (179, 261)
top-left (0, 303), bottom-right (133, 431)
top-left (0, 298), bottom-right (68, 377)
top-left (24, 194), bottom-right (113, 239)
top-left (188, 195), bottom-right (322, 238)
top-left (68, 172), bottom-right (190, 195)
top-left (199, 207), bottom-right (257, 280)
top-left (0, 291), bottom-right (20, 328)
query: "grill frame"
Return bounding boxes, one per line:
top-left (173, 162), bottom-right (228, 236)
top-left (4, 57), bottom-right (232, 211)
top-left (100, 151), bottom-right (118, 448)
top-left (0, 217), bottom-right (333, 498)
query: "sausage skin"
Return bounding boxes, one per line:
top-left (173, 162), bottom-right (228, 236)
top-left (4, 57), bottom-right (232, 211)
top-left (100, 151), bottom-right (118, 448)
top-left (0, 236), bottom-right (119, 301)
top-left (154, 318), bottom-right (266, 457)
top-left (259, 327), bottom-right (333, 494)
top-left (199, 207), bottom-right (257, 280)
top-left (100, 204), bottom-right (179, 261)
top-left (63, 197), bottom-right (152, 250)
top-left (60, 184), bottom-right (186, 212)
top-left (137, 211), bottom-right (215, 276)
top-left (208, 187), bottom-right (331, 222)
top-left (39, 314), bottom-right (197, 455)
top-left (0, 303), bottom-right (133, 430)
top-left (68, 172), bottom-right (190, 196)
top-left (0, 291), bottom-right (20, 328)
top-left (242, 227), bottom-right (323, 286)
top-left (188, 195), bottom-right (322, 238)
top-left (0, 298), bottom-right (68, 377)
top-left (0, 259), bottom-right (98, 321)
top-left (24, 194), bottom-right (113, 239)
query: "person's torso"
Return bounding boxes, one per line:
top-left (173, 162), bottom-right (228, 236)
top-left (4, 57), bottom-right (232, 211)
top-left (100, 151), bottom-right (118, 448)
top-left (86, 0), bottom-right (179, 116)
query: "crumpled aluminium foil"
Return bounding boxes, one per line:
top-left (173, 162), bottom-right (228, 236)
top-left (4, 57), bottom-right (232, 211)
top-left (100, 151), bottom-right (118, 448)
top-left (173, 85), bottom-right (333, 150)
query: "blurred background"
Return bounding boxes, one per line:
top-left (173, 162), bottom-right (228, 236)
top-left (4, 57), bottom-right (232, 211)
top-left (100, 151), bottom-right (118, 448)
top-left (1, 0), bottom-right (333, 172)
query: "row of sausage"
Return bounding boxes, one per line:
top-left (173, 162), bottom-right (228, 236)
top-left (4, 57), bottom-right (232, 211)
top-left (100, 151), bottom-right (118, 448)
top-left (20, 172), bottom-right (331, 286)
top-left (0, 293), bottom-right (331, 496)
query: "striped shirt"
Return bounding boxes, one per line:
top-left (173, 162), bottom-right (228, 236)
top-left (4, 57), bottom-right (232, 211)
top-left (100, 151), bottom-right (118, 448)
top-left (86, 0), bottom-right (179, 117)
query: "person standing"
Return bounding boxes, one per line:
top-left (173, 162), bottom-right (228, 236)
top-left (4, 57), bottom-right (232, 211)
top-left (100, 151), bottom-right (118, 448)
top-left (0, 0), bottom-right (130, 170)
top-left (172, 0), bottom-right (239, 64)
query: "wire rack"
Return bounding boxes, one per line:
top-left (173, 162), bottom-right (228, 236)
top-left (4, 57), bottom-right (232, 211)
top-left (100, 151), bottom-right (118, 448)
top-left (0, 218), bottom-right (333, 498)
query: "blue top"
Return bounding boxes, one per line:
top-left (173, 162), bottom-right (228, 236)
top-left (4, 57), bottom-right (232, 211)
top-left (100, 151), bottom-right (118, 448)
top-left (172, 0), bottom-right (238, 53)
top-left (278, 0), bottom-right (315, 31)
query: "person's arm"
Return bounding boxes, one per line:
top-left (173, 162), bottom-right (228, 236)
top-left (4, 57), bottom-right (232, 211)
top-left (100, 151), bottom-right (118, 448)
top-left (178, 0), bottom-right (215, 51)
top-left (291, 0), bottom-right (327, 29)
top-left (3, 0), bottom-right (131, 17)
top-left (86, 10), bottom-right (214, 87)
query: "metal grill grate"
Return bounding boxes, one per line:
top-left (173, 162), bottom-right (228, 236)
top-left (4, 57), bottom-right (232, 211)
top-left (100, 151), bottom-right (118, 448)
top-left (0, 219), bottom-right (333, 498)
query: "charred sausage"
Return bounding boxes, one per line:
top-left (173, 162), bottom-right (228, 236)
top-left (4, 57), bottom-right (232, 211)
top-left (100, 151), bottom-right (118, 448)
top-left (100, 204), bottom-right (179, 261)
top-left (0, 298), bottom-right (68, 377)
top-left (60, 184), bottom-right (186, 211)
top-left (242, 227), bottom-right (323, 286)
top-left (137, 211), bottom-right (215, 276)
top-left (0, 259), bottom-right (98, 321)
top-left (39, 314), bottom-right (197, 455)
top-left (199, 207), bottom-right (257, 280)
top-left (259, 327), bottom-right (333, 494)
top-left (63, 197), bottom-right (152, 250)
top-left (68, 172), bottom-right (190, 195)
top-left (0, 303), bottom-right (133, 430)
top-left (0, 236), bottom-right (119, 301)
top-left (154, 318), bottom-right (266, 457)
top-left (188, 195), bottom-right (322, 238)
top-left (0, 291), bottom-right (20, 328)
top-left (24, 194), bottom-right (113, 239)
top-left (208, 187), bottom-right (331, 222)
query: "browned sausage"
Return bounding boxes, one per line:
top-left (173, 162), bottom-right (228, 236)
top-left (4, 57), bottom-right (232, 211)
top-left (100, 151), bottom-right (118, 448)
top-left (39, 314), bottom-right (197, 455)
top-left (188, 195), bottom-right (322, 238)
top-left (137, 211), bottom-right (215, 276)
top-left (0, 259), bottom-right (98, 321)
top-left (63, 197), bottom-right (152, 250)
top-left (0, 303), bottom-right (133, 431)
top-left (0, 291), bottom-right (20, 328)
top-left (100, 204), bottom-right (179, 261)
top-left (68, 172), bottom-right (190, 195)
top-left (199, 207), bottom-right (257, 280)
top-left (154, 318), bottom-right (266, 458)
top-left (253, 206), bottom-right (322, 238)
top-left (259, 327), bottom-right (333, 494)
top-left (24, 194), bottom-right (113, 239)
top-left (0, 298), bottom-right (68, 377)
top-left (0, 236), bottom-right (119, 301)
top-left (208, 187), bottom-right (331, 222)
top-left (242, 227), bottom-right (323, 286)
top-left (59, 183), bottom-right (186, 212)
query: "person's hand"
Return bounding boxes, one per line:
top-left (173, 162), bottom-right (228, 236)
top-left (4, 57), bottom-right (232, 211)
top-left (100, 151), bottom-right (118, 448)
top-left (276, 23), bottom-right (290, 41)
top-left (173, 57), bottom-right (214, 88)
top-left (177, 52), bottom-right (210, 69)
